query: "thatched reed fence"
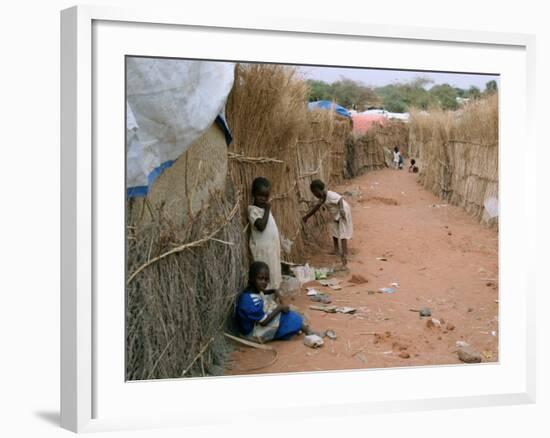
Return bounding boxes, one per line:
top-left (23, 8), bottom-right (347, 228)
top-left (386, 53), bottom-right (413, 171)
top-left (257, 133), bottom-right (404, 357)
top-left (408, 95), bottom-right (498, 225)
top-left (346, 120), bottom-right (409, 177)
top-left (126, 126), bottom-right (246, 380)
top-left (226, 64), bottom-right (351, 261)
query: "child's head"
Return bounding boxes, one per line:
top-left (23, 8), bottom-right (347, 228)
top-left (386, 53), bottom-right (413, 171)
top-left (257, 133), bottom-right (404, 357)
top-left (310, 179), bottom-right (326, 199)
top-left (251, 177), bottom-right (271, 207)
top-left (410, 158), bottom-right (416, 166)
top-left (248, 261), bottom-right (270, 292)
top-left (394, 146), bottom-right (399, 153)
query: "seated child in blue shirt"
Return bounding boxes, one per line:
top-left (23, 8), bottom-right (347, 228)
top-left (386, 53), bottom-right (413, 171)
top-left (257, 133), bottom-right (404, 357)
top-left (236, 261), bottom-right (317, 343)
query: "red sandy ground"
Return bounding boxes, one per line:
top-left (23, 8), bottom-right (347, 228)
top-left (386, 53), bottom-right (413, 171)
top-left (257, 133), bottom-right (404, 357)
top-left (226, 168), bottom-right (499, 375)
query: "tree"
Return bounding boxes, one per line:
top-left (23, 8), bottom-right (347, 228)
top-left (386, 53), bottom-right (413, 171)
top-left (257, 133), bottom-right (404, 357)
top-left (306, 80), bottom-right (332, 102)
top-left (306, 78), bottom-right (379, 110)
top-left (484, 80), bottom-right (498, 95)
top-left (430, 84), bottom-right (459, 110)
top-left (375, 77), bottom-right (435, 112)
top-left (467, 86), bottom-right (481, 100)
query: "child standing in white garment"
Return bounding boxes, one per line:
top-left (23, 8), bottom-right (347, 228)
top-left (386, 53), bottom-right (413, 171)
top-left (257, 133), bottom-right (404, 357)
top-left (302, 179), bottom-right (353, 266)
top-left (248, 177), bottom-right (282, 292)
top-left (393, 146), bottom-right (401, 169)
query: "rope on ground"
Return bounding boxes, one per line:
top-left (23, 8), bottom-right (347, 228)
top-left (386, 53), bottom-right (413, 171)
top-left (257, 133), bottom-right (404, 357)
top-left (228, 151), bottom-right (284, 164)
top-left (127, 198), bottom-right (240, 285)
top-left (223, 332), bottom-right (279, 372)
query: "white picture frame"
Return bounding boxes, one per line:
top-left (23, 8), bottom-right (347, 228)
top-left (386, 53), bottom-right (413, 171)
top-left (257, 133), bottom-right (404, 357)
top-left (60, 5), bottom-right (536, 433)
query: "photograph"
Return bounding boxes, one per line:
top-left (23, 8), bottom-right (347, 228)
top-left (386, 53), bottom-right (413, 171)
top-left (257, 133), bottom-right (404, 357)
top-left (125, 56), bottom-right (499, 380)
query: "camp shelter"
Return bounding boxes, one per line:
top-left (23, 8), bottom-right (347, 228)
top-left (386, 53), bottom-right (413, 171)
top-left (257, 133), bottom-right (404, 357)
top-left (125, 58), bottom-right (245, 380)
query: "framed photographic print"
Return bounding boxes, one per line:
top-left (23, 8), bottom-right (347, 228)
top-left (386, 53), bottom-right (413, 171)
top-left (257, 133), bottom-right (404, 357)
top-left (61, 5), bottom-right (536, 433)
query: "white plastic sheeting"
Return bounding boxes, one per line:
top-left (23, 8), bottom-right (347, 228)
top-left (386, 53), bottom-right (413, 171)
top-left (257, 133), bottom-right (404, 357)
top-left (126, 58), bottom-right (235, 197)
top-left (484, 197), bottom-right (499, 218)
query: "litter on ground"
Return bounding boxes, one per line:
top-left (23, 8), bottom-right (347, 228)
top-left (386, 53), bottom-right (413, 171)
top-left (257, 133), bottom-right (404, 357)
top-left (304, 334), bottom-right (324, 348)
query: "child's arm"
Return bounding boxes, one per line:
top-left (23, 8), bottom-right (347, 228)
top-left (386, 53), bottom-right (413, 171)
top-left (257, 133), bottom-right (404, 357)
top-left (302, 200), bottom-right (324, 223)
top-left (337, 197), bottom-right (346, 220)
top-left (259, 304), bottom-right (288, 326)
top-left (253, 202), bottom-right (271, 232)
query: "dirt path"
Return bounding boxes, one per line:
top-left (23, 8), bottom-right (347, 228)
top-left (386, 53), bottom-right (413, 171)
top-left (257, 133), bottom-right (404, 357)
top-left (227, 168), bottom-right (498, 375)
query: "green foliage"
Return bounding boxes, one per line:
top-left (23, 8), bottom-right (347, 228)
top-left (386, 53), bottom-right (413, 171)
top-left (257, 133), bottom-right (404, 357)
top-left (430, 84), bottom-right (459, 110)
top-left (306, 79), bottom-right (379, 111)
top-left (467, 86), bottom-right (481, 99)
top-left (484, 80), bottom-right (498, 95)
top-left (375, 77), bottom-right (435, 112)
top-left (307, 80), bottom-right (332, 102)
top-left (306, 75), bottom-right (496, 113)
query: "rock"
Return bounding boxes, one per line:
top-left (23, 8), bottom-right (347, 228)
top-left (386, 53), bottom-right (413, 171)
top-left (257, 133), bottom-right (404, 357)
top-left (426, 318), bottom-right (442, 328)
top-left (457, 345), bottom-right (482, 363)
top-left (393, 342), bottom-right (408, 351)
top-left (446, 323), bottom-right (455, 331)
top-left (467, 307), bottom-right (474, 313)
top-left (324, 329), bottom-right (337, 340)
top-left (419, 307), bottom-right (432, 317)
top-left (310, 294), bottom-right (332, 304)
top-left (304, 334), bottom-right (324, 348)
top-left (349, 274), bottom-right (368, 284)
top-left (448, 232), bottom-right (452, 236)
top-left (306, 287), bottom-right (320, 296)
top-left (399, 351), bottom-right (410, 359)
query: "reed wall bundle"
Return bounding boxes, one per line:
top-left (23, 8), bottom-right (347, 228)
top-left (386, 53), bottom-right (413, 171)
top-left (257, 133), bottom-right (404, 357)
top-left (346, 120), bottom-right (409, 177)
top-left (408, 95), bottom-right (498, 225)
top-left (226, 64), bottom-right (351, 261)
top-left (126, 126), bottom-right (245, 380)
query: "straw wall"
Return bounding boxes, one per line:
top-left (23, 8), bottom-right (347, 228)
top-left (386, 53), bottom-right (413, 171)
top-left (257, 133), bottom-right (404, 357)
top-left (408, 95), bottom-right (498, 225)
top-left (126, 125), bottom-right (245, 380)
top-left (346, 120), bottom-right (409, 177)
top-left (226, 64), bottom-right (351, 261)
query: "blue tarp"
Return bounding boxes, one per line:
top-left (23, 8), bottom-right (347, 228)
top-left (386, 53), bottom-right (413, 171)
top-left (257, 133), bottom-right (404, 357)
top-left (307, 100), bottom-right (351, 119)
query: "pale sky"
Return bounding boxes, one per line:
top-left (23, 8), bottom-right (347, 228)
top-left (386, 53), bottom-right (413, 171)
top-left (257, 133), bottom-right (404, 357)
top-left (297, 65), bottom-right (499, 90)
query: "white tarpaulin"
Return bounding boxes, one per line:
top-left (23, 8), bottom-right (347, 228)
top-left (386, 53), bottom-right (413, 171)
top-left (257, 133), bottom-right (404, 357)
top-left (126, 58), bottom-right (235, 197)
top-left (484, 197), bottom-right (499, 218)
